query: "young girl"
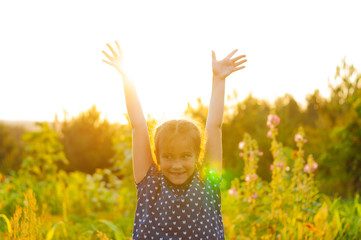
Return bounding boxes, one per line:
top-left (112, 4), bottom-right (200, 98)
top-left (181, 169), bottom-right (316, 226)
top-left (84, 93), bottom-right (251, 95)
top-left (102, 42), bottom-right (247, 240)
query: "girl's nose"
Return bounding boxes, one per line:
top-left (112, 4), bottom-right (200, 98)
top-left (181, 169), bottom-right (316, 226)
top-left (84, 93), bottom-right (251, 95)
top-left (171, 159), bottom-right (183, 169)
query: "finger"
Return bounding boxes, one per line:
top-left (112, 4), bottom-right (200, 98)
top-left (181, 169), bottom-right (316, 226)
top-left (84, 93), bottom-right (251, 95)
top-left (226, 49), bottom-right (238, 59)
top-left (107, 43), bottom-right (118, 57)
top-left (102, 50), bottom-right (113, 61)
top-left (234, 59), bottom-right (247, 67)
top-left (212, 50), bottom-right (216, 61)
top-left (102, 59), bottom-right (114, 66)
top-left (115, 41), bottom-right (122, 55)
top-left (231, 54), bottom-right (246, 62)
top-left (233, 66), bottom-right (246, 72)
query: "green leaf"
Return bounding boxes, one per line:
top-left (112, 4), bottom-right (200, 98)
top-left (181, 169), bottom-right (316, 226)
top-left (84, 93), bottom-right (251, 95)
top-left (98, 219), bottom-right (125, 240)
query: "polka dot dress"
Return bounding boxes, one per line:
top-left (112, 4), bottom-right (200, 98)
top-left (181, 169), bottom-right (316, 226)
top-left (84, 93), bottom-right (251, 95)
top-left (132, 162), bottom-right (225, 240)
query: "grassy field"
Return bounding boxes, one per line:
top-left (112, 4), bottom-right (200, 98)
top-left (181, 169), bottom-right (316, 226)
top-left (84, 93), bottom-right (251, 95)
top-left (1, 120), bottom-right (361, 239)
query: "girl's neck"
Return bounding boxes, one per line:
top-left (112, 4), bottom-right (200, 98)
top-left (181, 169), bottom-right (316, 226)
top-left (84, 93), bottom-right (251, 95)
top-left (163, 170), bottom-right (196, 189)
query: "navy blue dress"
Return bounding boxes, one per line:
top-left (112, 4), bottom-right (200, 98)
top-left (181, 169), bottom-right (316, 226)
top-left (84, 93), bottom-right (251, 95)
top-left (132, 162), bottom-right (225, 240)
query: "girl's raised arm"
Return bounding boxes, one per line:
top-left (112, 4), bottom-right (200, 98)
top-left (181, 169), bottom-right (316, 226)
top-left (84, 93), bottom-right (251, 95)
top-left (102, 42), bottom-right (153, 184)
top-left (205, 49), bottom-right (247, 177)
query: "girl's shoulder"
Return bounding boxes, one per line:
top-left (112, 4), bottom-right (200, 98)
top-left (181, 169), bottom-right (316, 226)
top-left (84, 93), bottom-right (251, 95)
top-left (135, 161), bottom-right (160, 190)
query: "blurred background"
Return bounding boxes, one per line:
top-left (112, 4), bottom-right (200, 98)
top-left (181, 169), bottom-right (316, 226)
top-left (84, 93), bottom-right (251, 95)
top-left (1, 0), bottom-right (360, 198)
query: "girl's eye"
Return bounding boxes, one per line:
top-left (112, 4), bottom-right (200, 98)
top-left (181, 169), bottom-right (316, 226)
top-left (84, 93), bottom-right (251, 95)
top-left (163, 155), bottom-right (172, 160)
top-left (183, 154), bottom-right (192, 159)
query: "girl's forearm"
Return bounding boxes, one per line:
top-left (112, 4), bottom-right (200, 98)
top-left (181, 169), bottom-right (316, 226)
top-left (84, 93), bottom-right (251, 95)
top-left (206, 76), bottom-right (225, 129)
top-left (120, 73), bottom-right (147, 129)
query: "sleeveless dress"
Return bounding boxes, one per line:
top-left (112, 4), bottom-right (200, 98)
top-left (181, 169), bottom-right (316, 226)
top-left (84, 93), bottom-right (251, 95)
top-left (132, 162), bottom-right (225, 240)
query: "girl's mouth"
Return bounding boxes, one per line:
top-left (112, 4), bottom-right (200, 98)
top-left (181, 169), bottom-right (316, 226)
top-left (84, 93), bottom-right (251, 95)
top-left (171, 172), bottom-right (185, 176)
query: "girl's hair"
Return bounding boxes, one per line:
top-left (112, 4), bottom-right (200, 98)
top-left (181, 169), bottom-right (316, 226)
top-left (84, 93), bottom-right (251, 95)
top-left (154, 119), bottom-right (204, 168)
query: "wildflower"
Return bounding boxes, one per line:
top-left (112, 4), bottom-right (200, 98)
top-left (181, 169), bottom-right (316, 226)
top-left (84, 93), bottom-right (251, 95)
top-left (238, 141), bottom-right (245, 150)
top-left (252, 174), bottom-right (258, 180)
top-left (304, 163), bottom-right (318, 172)
top-left (270, 164), bottom-right (274, 171)
top-left (249, 151), bottom-right (254, 157)
top-left (247, 198), bottom-right (252, 203)
top-left (228, 188), bottom-right (238, 196)
top-left (313, 162), bottom-right (318, 171)
top-left (277, 163), bottom-right (284, 169)
top-left (239, 152), bottom-right (243, 157)
top-left (251, 192), bottom-right (258, 199)
top-left (294, 134), bottom-right (303, 142)
top-left (267, 114), bottom-right (280, 128)
top-left (285, 166), bottom-right (290, 171)
top-left (245, 174), bottom-right (251, 182)
top-left (258, 151), bottom-right (263, 156)
top-left (267, 130), bottom-right (272, 138)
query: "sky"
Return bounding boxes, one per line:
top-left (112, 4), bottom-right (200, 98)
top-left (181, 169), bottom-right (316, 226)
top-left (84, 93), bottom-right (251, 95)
top-left (1, 0), bottom-right (361, 124)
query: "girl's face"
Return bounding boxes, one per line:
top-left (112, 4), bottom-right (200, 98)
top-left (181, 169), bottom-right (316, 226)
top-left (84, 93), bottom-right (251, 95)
top-left (158, 136), bottom-right (197, 185)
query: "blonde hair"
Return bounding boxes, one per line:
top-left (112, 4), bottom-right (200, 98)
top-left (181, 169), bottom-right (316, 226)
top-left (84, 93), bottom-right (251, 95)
top-left (154, 119), bottom-right (205, 169)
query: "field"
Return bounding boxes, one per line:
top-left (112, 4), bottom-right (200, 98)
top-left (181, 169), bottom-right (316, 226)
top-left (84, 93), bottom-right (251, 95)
top-left (1, 114), bottom-right (361, 240)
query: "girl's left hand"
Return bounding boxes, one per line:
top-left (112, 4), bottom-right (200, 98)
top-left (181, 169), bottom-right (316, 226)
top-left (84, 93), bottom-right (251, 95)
top-left (212, 49), bottom-right (247, 80)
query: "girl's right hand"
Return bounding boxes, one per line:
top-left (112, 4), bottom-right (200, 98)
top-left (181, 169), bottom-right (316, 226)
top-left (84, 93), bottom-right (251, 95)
top-left (102, 41), bottom-right (124, 75)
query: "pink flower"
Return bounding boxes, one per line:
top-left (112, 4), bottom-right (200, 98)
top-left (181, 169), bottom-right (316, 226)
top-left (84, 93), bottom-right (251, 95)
top-left (267, 114), bottom-right (280, 128)
top-left (239, 152), bottom-right (243, 157)
top-left (258, 151), bottom-right (263, 156)
top-left (304, 139), bottom-right (308, 143)
top-left (304, 164), bottom-right (310, 173)
top-left (313, 162), bottom-right (318, 171)
top-left (248, 198), bottom-right (252, 203)
top-left (270, 164), bottom-right (274, 171)
top-left (277, 163), bottom-right (284, 169)
top-left (245, 174), bottom-right (251, 182)
top-left (249, 151), bottom-right (254, 157)
top-left (294, 134), bottom-right (303, 143)
top-left (238, 141), bottom-right (245, 150)
top-left (252, 192), bottom-right (258, 199)
top-left (228, 187), bottom-right (238, 196)
top-left (267, 130), bottom-right (272, 138)
top-left (285, 166), bottom-right (290, 171)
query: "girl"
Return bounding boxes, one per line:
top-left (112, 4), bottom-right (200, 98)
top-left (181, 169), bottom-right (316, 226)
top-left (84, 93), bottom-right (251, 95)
top-left (102, 42), bottom-right (247, 240)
